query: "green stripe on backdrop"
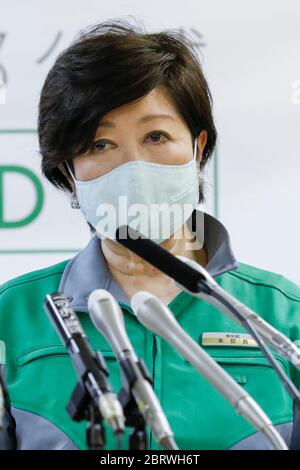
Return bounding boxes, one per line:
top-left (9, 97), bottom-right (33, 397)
top-left (0, 129), bottom-right (220, 253)
top-left (0, 128), bottom-right (80, 253)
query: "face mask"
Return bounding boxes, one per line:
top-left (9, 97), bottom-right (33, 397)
top-left (67, 139), bottom-right (199, 244)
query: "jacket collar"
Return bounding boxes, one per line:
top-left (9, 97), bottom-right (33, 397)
top-left (58, 209), bottom-right (239, 311)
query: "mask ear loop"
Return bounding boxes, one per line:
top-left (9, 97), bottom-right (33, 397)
top-left (193, 138), bottom-right (198, 161)
top-left (64, 161), bottom-right (80, 209)
top-left (64, 161), bottom-right (76, 184)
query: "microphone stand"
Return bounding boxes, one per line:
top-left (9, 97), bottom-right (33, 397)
top-left (67, 354), bottom-right (151, 450)
top-left (67, 350), bottom-right (108, 450)
top-left (117, 357), bottom-right (151, 450)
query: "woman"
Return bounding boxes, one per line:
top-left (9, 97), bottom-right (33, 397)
top-left (1, 20), bottom-right (300, 450)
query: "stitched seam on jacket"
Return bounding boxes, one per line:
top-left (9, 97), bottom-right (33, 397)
top-left (17, 344), bottom-right (66, 360)
top-left (0, 268), bottom-right (68, 296)
top-left (227, 271), bottom-right (300, 302)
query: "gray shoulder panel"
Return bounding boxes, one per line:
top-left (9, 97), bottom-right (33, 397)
top-left (0, 408), bottom-right (16, 450)
top-left (229, 423), bottom-right (292, 450)
top-left (11, 408), bottom-right (79, 450)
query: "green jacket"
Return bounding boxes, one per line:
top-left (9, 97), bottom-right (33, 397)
top-left (1, 210), bottom-right (300, 450)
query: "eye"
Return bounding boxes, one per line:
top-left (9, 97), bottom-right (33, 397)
top-left (91, 140), bottom-right (113, 153)
top-left (145, 131), bottom-right (169, 144)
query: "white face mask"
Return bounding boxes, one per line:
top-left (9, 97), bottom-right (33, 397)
top-left (67, 139), bottom-right (199, 244)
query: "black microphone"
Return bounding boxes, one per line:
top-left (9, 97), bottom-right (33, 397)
top-left (115, 226), bottom-right (300, 407)
top-left (44, 293), bottom-right (125, 436)
top-left (115, 225), bottom-right (209, 294)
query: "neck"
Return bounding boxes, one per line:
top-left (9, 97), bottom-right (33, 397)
top-left (101, 223), bottom-right (207, 279)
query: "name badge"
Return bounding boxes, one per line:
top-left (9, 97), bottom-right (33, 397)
top-left (201, 332), bottom-right (258, 348)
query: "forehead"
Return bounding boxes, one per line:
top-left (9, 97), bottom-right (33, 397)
top-left (98, 86), bottom-right (185, 127)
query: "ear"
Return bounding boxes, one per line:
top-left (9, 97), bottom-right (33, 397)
top-left (58, 162), bottom-right (75, 192)
top-left (196, 130), bottom-right (208, 164)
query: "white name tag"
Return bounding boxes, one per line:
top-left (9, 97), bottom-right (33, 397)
top-left (202, 332), bottom-right (258, 348)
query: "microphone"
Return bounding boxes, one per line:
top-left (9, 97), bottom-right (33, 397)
top-left (115, 226), bottom-right (300, 371)
top-left (176, 256), bottom-right (300, 371)
top-left (131, 291), bottom-right (288, 451)
top-left (115, 225), bottom-right (206, 293)
top-left (44, 293), bottom-right (125, 436)
top-left (87, 289), bottom-right (178, 450)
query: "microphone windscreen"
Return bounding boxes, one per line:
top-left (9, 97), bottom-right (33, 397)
top-left (115, 225), bottom-right (205, 293)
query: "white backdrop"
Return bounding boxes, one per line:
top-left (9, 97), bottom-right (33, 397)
top-left (0, 0), bottom-right (299, 285)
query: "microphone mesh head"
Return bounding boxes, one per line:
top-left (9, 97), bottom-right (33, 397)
top-left (87, 288), bottom-right (112, 311)
top-left (130, 291), bottom-right (154, 316)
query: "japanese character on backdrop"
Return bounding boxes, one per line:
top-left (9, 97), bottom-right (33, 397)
top-left (0, 33), bottom-right (7, 85)
top-left (178, 28), bottom-right (206, 49)
top-left (36, 31), bottom-right (63, 64)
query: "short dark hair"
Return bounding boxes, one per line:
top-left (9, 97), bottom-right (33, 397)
top-left (38, 18), bottom-right (217, 199)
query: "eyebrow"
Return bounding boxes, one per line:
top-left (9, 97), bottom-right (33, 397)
top-left (98, 113), bottom-right (175, 128)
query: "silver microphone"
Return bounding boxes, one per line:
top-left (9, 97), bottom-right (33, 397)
top-left (131, 291), bottom-right (288, 451)
top-left (88, 289), bottom-right (178, 450)
top-left (176, 256), bottom-right (300, 370)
